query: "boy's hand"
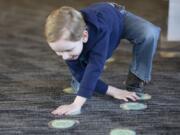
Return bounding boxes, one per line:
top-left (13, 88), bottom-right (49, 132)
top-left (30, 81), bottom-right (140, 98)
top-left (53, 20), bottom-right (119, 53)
top-left (51, 102), bottom-right (81, 116)
top-left (51, 96), bottom-right (87, 116)
top-left (106, 85), bottom-right (139, 102)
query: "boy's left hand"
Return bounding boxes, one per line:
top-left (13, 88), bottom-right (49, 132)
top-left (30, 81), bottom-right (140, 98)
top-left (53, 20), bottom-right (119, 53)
top-left (51, 103), bottom-right (81, 116)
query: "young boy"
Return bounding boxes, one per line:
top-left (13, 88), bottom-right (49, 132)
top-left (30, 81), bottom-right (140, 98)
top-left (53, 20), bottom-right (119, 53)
top-left (44, 2), bottom-right (160, 116)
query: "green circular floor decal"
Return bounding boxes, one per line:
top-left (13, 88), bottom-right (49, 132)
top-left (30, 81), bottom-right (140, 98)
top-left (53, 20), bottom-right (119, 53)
top-left (120, 102), bottom-right (147, 110)
top-left (63, 87), bottom-right (76, 94)
top-left (137, 93), bottom-right (152, 100)
top-left (48, 119), bottom-right (79, 129)
top-left (104, 65), bottom-right (107, 70)
top-left (106, 57), bottom-right (115, 63)
top-left (110, 128), bottom-right (136, 135)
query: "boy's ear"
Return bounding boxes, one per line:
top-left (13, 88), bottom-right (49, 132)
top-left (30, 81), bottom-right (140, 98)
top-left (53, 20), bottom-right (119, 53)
top-left (82, 30), bottom-right (88, 43)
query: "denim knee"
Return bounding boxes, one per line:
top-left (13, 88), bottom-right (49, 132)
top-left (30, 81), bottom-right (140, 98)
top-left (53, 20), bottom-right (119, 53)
top-left (71, 76), bottom-right (80, 92)
top-left (143, 25), bottom-right (161, 44)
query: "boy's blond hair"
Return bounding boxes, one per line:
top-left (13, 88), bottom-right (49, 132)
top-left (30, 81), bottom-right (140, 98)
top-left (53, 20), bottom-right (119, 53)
top-left (45, 6), bottom-right (86, 43)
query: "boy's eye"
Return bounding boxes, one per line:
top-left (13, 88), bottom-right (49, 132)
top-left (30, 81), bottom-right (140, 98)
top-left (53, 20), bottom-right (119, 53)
top-left (66, 49), bottom-right (74, 52)
top-left (58, 50), bottom-right (72, 53)
top-left (56, 52), bottom-right (62, 56)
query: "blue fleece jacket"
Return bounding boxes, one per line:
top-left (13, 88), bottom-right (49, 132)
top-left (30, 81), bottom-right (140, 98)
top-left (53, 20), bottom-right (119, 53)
top-left (65, 2), bottom-right (125, 99)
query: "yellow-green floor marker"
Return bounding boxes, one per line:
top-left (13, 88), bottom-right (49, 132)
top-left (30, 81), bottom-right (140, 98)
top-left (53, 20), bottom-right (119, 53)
top-left (48, 119), bottom-right (79, 129)
top-left (104, 65), bottom-right (107, 70)
top-left (110, 128), bottom-right (136, 135)
top-left (106, 57), bottom-right (115, 63)
top-left (120, 102), bottom-right (147, 110)
top-left (137, 93), bottom-right (152, 100)
top-left (104, 57), bottom-right (115, 70)
top-left (63, 87), bottom-right (76, 94)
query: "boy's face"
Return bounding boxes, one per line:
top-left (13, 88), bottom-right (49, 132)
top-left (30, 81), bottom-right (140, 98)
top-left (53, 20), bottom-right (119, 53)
top-left (49, 31), bottom-right (88, 60)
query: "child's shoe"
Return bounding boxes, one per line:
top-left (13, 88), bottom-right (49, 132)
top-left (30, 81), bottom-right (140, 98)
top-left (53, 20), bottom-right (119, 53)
top-left (125, 71), bottom-right (146, 94)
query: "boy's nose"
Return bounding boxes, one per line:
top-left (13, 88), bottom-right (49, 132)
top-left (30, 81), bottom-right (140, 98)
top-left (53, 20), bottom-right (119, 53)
top-left (55, 52), bottom-right (69, 59)
top-left (56, 52), bottom-right (61, 56)
top-left (62, 53), bottom-right (71, 60)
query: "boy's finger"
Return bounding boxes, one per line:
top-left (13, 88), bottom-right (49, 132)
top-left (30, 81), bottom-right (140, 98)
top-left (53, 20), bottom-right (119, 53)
top-left (123, 98), bottom-right (128, 102)
top-left (131, 94), bottom-right (139, 100)
top-left (134, 95), bottom-right (140, 100)
top-left (129, 92), bottom-right (139, 100)
top-left (127, 95), bottom-right (136, 101)
top-left (61, 108), bottom-right (70, 115)
top-left (57, 107), bottom-right (70, 116)
top-left (52, 107), bottom-right (63, 115)
top-left (57, 105), bottom-right (66, 110)
top-left (133, 93), bottom-right (140, 99)
top-left (65, 110), bottom-right (73, 115)
top-left (52, 110), bottom-right (59, 115)
top-left (52, 106), bottom-right (62, 114)
top-left (51, 110), bottom-right (57, 114)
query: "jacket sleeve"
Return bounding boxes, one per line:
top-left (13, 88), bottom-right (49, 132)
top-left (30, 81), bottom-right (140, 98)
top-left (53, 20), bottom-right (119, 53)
top-left (65, 59), bottom-right (108, 96)
top-left (76, 29), bottom-right (109, 99)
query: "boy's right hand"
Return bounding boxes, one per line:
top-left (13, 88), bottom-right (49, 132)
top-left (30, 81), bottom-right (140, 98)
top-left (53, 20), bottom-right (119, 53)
top-left (106, 85), bottom-right (139, 102)
top-left (51, 102), bottom-right (82, 116)
top-left (51, 96), bottom-right (86, 116)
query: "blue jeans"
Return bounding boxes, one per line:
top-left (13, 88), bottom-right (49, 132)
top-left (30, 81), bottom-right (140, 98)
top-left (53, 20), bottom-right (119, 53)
top-left (71, 3), bottom-right (161, 92)
top-left (122, 11), bottom-right (161, 82)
